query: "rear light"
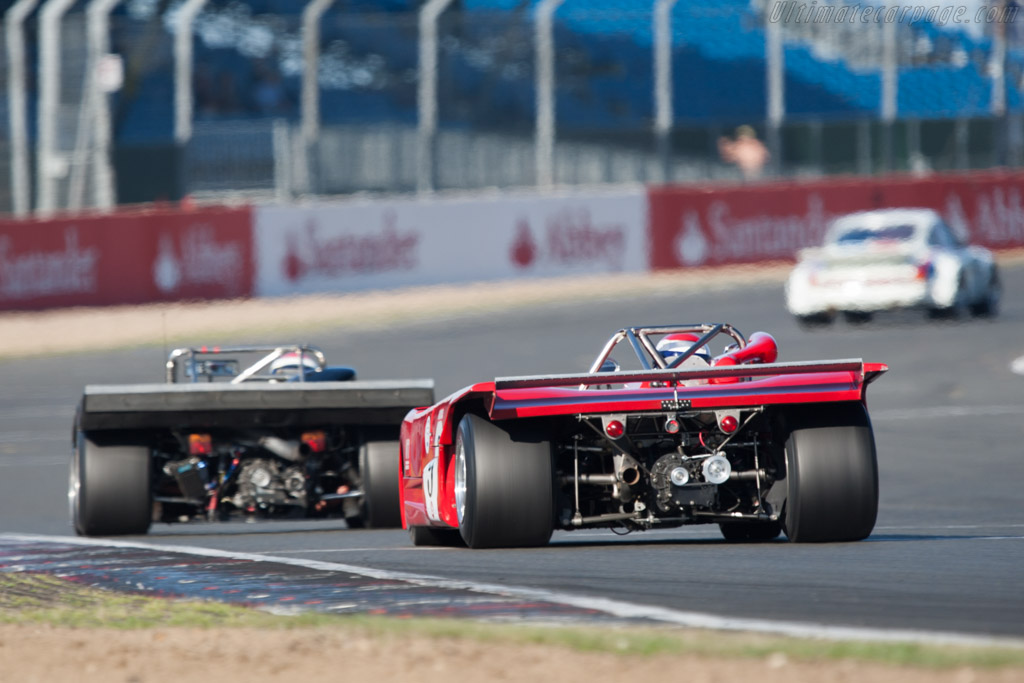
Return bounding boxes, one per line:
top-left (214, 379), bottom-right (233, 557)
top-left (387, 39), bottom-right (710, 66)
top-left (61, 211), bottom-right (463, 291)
top-left (664, 417), bottom-right (681, 434)
top-left (189, 433), bottom-right (212, 456)
top-left (719, 415), bottom-right (738, 433)
top-left (301, 430), bottom-right (326, 453)
top-left (605, 419), bottom-right (625, 439)
top-left (916, 262), bottom-right (933, 280)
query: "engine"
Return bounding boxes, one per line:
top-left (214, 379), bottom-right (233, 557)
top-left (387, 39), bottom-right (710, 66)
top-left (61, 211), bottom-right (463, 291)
top-left (228, 459), bottom-right (308, 512)
top-left (557, 408), bottom-right (777, 531)
top-left (649, 453), bottom-right (718, 512)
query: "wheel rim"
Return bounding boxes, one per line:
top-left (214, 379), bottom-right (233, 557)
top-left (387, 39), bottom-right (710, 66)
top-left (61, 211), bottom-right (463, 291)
top-left (454, 437), bottom-right (467, 527)
top-left (68, 442), bottom-right (80, 524)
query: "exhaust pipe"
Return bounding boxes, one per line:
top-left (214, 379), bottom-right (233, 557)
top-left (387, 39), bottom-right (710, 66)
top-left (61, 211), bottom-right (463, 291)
top-left (561, 473), bottom-right (618, 485)
top-left (619, 466), bottom-right (641, 486)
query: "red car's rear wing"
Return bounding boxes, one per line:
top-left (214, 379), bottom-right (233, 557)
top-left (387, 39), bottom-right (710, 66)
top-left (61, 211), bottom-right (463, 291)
top-left (495, 359), bottom-right (886, 390)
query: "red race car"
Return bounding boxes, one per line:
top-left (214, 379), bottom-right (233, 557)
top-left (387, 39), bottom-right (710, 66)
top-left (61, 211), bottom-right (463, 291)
top-left (400, 324), bottom-right (887, 548)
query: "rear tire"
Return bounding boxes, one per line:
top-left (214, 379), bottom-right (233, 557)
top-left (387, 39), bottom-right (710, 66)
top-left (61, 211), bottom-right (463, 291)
top-left (70, 432), bottom-right (151, 536)
top-left (970, 267), bottom-right (1000, 317)
top-left (842, 310), bottom-right (873, 325)
top-left (456, 414), bottom-right (554, 549)
top-left (409, 526), bottom-right (466, 547)
top-left (356, 440), bottom-right (402, 528)
top-left (795, 312), bottom-right (834, 328)
top-left (718, 520), bottom-right (782, 542)
top-left (782, 404), bottom-right (878, 543)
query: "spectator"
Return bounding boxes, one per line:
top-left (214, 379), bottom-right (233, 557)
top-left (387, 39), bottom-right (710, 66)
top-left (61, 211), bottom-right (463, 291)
top-left (718, 124), bottom-right (770, 181)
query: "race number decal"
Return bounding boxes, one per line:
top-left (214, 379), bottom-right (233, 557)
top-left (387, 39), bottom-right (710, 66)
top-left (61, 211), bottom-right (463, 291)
top-left (423, 458), bottom-right (440, 522)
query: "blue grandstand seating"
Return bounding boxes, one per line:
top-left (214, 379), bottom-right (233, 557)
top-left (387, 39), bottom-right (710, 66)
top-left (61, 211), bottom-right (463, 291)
top-left (109, 0), bottom-right (1022, 142)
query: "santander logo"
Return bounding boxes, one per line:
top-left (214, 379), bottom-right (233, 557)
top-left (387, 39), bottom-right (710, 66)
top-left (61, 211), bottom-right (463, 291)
top-left (510, 219), bottom-right (537, 268)
top-left (153, 224), bottom-right (245, 294)
top-left (673, 211), bottom-right (709, 266)
top-left (672, 194), bottom-right (830, 266)
top-left (509, 207), bottom-right (626, 270)
top-left (0, 227), bottom-right (100, 300)
top-left (283, 211), bottom-right (419, 282)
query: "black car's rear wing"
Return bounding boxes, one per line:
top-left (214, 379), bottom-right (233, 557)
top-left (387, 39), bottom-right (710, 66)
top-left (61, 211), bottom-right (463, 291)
top-left (78, 380), bottom-right (435, 431)
top-left (495, 359), bottom-right (872, 391)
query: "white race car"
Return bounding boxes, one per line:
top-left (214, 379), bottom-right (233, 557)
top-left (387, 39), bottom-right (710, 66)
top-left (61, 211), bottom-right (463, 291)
top-left (785, 208), bottom-right (1000, 325)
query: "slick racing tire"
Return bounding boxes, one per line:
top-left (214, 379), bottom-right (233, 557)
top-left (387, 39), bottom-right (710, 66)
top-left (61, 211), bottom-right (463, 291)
top-left (782, 403), bottom-right (878, 543)
top-left (794, 312), bottom-right (834, 329)
top-left (718, 520), bottom-right (782, 542)
top-left (455, 414), bottom-right (554, 549)
top-left (357, 440), bottom-right (402, 528)
top-left (70, 432), bottom-right (151, 536)
top-left (409, 526), bottom-right (466, 547)
top-left (841, 311), bottom-right (873, 325)
top-left (969, 267), bottom-right (1000, 318)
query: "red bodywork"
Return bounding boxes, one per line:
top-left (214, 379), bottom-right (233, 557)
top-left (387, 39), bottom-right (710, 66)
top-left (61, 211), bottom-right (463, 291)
top-left (399, 347), bottom-right (887, 531)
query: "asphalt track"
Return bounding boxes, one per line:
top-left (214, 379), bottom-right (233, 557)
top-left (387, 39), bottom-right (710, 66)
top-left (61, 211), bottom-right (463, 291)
top-left (2, 265), bottom-right (1023, 642)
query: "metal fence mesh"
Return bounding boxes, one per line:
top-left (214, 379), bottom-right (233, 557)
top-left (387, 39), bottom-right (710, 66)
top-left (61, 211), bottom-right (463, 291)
top-left (2, 0), bottom-right (1023, 214)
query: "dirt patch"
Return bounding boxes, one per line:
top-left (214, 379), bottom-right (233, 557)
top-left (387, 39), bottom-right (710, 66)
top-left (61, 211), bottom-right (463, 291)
top-left (0, 623), bottom-right (1018, 683)
top-left (0, 575), bottom-right (1020, 683)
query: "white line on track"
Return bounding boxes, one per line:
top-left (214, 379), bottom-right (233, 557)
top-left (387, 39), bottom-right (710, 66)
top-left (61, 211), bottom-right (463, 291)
top-left (1013, 355), bottom-right (1024, 376)
top-left (250, 547), bottom-right (437, 554)
top-left (876, 524), bottom-right (1024, 530)
top-left (3, 533), bottom-right (1022, 650)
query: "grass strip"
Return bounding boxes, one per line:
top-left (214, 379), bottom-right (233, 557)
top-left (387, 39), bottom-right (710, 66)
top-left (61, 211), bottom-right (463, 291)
top-left (1, 573), bottom-right (1021, 671)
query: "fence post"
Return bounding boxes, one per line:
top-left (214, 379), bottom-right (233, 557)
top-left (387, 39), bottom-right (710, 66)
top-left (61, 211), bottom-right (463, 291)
top-left (535, 0), bottom-right (564, 188)
top-left (174, 0), bottom-right (208, 146)
top-left (36, 0), bottom-right (78, 216)
top-left (273, 118), bottom-right (293, 204)
top-left (5, 0), bottom-right (40, 217)
top-left (991, 7), bottom-right (1008, 166)
top-left (954, 118), bottom-right (969, 169)
top-left (764, 6), bottom-right (784, 176)
top-left (301, 0), bottom-right (336, 196)
top-left (68, 0), bottom-right (122, 212)
top-left (880, 18), bottom-right (896, 173)
top-left (653, 0), bottom-right (679, 184)
top-left (417, 0), bottom-right (454, 194)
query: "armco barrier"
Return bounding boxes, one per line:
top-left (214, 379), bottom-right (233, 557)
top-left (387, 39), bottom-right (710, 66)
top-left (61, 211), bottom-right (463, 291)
top-left (0, 207), bottom-right (253, 311)
top-left (649, 170), bottom-right (1024, 270)
top-left (252, 189), bottom-right (648, 297)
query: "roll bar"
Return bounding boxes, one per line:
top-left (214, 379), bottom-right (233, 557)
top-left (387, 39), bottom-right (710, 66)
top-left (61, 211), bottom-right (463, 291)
top-left (165, 344), bottom-right (327, 384)
top-left (586, 324), bottom-right (748, 374)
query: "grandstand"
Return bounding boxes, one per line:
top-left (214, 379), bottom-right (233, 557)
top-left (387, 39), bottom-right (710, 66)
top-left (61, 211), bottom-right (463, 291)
top-left (108, 0), bottom-right (1020, 135)
top-left (2, 0), bottom-right (1022, 210)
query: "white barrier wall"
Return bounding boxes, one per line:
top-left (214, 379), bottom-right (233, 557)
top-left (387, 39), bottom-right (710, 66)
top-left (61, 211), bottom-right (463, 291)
top-left (253, 189), bottom-right (648, 297)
